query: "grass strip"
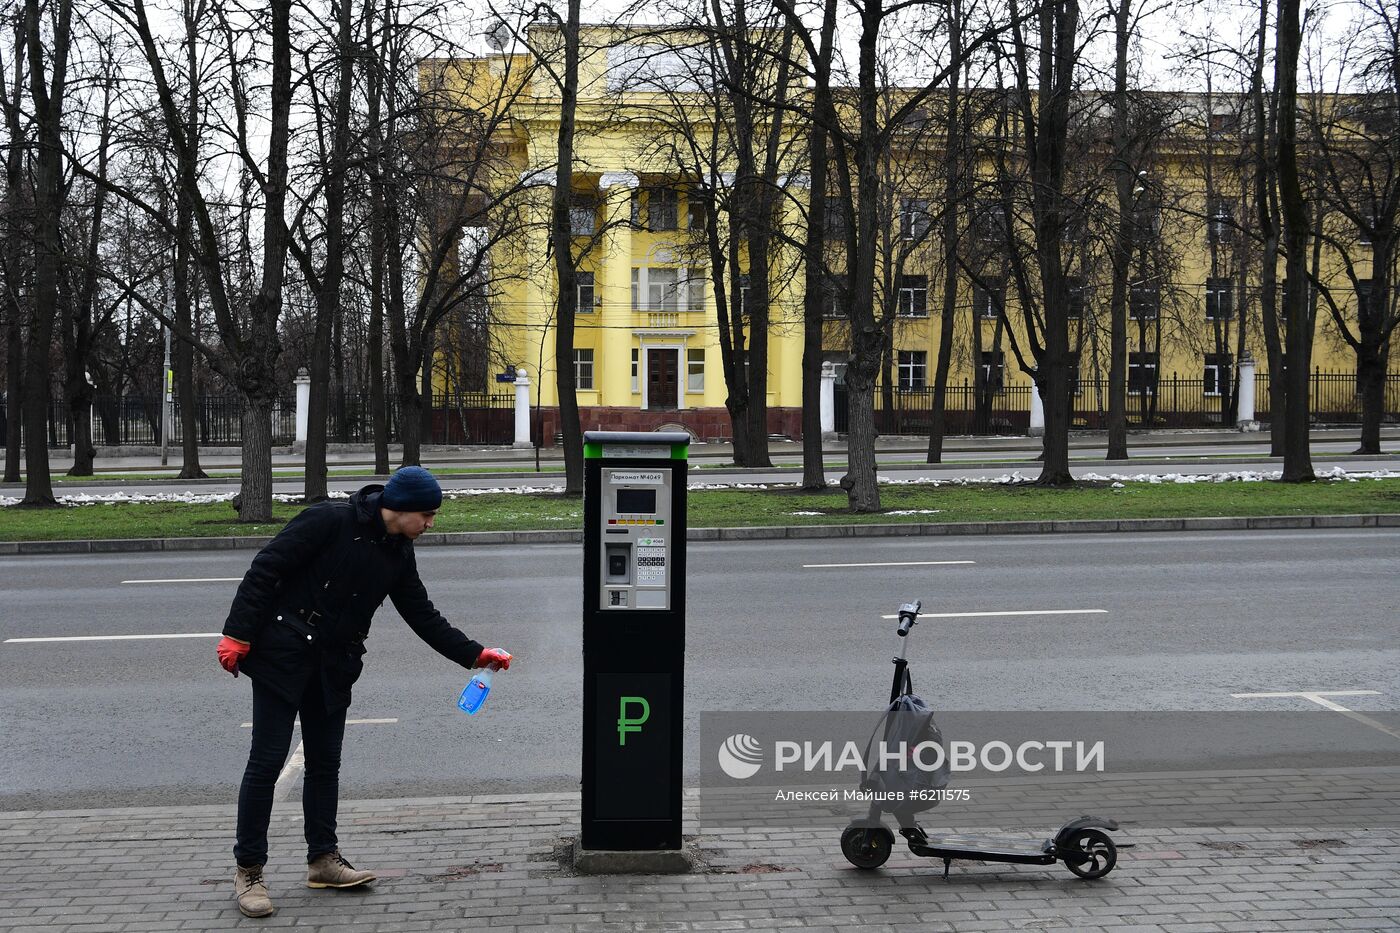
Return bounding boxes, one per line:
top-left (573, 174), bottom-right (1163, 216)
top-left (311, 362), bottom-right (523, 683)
top-left (1, 477), bottom-right (1396, 542)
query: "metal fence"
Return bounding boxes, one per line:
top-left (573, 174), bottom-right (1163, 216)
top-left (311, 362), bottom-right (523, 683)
top-left (1254, 370), bottom-right (1400, 423)
top-left (428, 392), bottom-right (516, 445)
top-left (21, 371), bottom-right (1398, 448)
top-left (834, 370), bottom-right (1400, 438)
top-left (33, 391), bottom-right (517, 448)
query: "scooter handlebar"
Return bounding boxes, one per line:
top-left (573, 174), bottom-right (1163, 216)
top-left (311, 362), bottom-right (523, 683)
top-left (896, 600), bottom-right (922, 636)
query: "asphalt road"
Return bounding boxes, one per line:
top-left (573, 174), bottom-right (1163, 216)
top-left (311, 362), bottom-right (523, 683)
top-left (1, 528), bottom-right (1395, 811)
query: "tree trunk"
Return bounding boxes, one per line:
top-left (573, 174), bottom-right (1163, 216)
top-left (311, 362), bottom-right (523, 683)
top-left (928, 13), bottom-right (962, 465)
top-left (365, 0), bottom-right (390, 475)
top-left (841, 373), bottom-right (880, 511)
top-left (1355, 344), bottom-right (1385, 454)
top-left (20, 0), bottom-right (71, 506)
top-left (3, 300), bottom-right (19, 483)
top-left (419, 331), bottom-right (434, 448)
top-left (2, 15), bottom-right (25, 484)
top-left (397, 370), bottom-right (421, 466)
top-left (1275, 0), bottom-right (1314, 482)
top-left (174, 0), bottom-right (204, 479)
top-left (796, 0), bottom-right (836, 489)
top-left (550, 0), bottom-right (584, 495)
top-left (64, 351), bottom-right (94, 476)
top-left (1105, 0), bottom-right (1133, 461)
top-left (237, 394), bottom-right (274, 521)
top-left (234, 0), bottom-right (294, 518)
top-left (302, 0), bottom-right (354, 503)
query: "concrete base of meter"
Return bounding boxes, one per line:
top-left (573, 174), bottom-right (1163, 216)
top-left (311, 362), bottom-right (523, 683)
top-left (572, 840), bottom-right (696, 875)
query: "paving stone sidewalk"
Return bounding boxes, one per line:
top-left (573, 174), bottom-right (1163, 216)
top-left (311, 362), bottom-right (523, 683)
top-left (1, 791), bottom-right (1396, 933)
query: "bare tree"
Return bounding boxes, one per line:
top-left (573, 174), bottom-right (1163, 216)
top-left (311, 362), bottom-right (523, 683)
top-left (96, 0), bottom-right (298, 520)
top-left (776, 0), bottom-right (1012, 511)
top-left (548, 0), bottom-right (584, 493)
top-left (1274, 0), bottom-right (1315, 481)
top-left (1, 12), bottom-right (29, 484)
top-left (1304, 0), bottom-right (1399, 455)
top-left (290, 0), bottom-right (357, 501)
top-left (18, 0), bottom-right (75, 505)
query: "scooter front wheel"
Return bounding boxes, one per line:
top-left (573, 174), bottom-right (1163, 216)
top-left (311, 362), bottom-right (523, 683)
top-left (841, 826), bottom-right (894, 869)
top-left (1061, 828), bottom-right (1117, 879)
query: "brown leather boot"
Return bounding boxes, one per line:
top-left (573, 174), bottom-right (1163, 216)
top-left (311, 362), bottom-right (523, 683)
top-left (306, 849), bottom-right (376, 889)
top-left (234, 864), bottom-right (275, 918)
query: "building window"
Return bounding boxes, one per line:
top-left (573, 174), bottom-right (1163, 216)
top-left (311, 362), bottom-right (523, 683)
top-left (1205, 277), bottom-right (1233, 321)
top-left (1129, 283), bottom-right (1160, 320)
top-left (974, 201), bottom-right (1007, 243)
top-left (576, 272), bottom-right (596, 312)
top-left (897, 350), bottom-right (927, 389)
top-left (737, 273), bottom-right (751, 317)
top-left (1128, 351), bottom-right (1158, 394)
top-left (1066, 276), bottom-right (1085, 319)
top-left (631, 348), bottom-right (639, 393)
top-left (569, 199), bottom-right (596, 236)
top-left (979, 350), bottom-right (1005, 391)
top-left (1207, 196), bottom-right (1235, 243)
top-left (647, 187), bottom-right (678, 230)
top-left (822, 272), bottom-right (846, 318)
top-left (687, 349), bottom-right (705, 392)
top-left (899, 197), bottom-right (930, 241)
top-left (573, 349), bottom-right (594, 390)
top-left (633, 267), bottom-right (681, 311)
top-left (687, 192), bottom-right (706, 231)
top-left (897, 273), bottom-right (928, 317)
top-left (684, 267), bottom-right (707, 311)
top-left (973, 277), bottom-right (1004, 319)
top-left (1209, 110), bottom-right (1239, 134)
top-left (1203, 353), bottom-right (1231, 397)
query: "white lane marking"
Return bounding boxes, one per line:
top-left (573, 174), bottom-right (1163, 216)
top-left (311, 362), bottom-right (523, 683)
top-left (240, 718), bottom-right (399, 728)
top-left (4, 632), bottom-right (222, 643)
top-left (804, 560), bottom-right (976, 569)
top-left (879, 609), bottom-right (1107, 620)
top-left (1231, 690), bottom-right (1400, 742)
top-left (274, 741), bottom-right (306, 803)
top-left (121, 577), bottom-right (242, 585)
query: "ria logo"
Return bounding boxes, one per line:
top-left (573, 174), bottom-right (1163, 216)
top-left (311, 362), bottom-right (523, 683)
top-left (717, 733), bottom-right (764, 780)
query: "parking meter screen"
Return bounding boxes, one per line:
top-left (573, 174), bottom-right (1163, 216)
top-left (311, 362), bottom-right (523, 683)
top-left (616, 488), bottom-right (656, 514)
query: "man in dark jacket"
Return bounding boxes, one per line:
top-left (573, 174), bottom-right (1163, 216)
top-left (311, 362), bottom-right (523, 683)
top-left (216, 466), bottom-right (512, 918)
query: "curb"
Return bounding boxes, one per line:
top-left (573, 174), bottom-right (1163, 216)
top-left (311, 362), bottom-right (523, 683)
top-left (1, 513), bottom-right (1395, 555)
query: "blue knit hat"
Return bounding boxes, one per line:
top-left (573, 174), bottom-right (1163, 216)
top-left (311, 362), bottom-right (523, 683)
top-left (382, 466), bottom-right (442, 512)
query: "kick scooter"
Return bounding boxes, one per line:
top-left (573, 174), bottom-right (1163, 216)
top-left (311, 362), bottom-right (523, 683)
top-left (840, 601), bottom-right (1126, 879)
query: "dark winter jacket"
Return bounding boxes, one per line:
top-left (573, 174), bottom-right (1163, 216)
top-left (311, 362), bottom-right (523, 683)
top-left (223, 484), bottom-right (483, 710)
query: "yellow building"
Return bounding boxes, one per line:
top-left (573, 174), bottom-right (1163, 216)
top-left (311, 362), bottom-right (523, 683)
top-left (428, 32), bottom-right (1395, 440)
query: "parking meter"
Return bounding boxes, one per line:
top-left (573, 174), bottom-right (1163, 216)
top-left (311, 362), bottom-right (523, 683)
top-left (581, 431), bottom-right (689, 853)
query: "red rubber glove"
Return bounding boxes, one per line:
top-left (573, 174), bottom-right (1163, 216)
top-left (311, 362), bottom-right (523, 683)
top-left (476, 647), bottom-right (512, 671)
top-left (217, 636), bottom-right (251, 676)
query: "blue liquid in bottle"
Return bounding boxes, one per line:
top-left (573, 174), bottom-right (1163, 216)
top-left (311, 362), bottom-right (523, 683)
top-left (457, 665), bottom-right (494, 715)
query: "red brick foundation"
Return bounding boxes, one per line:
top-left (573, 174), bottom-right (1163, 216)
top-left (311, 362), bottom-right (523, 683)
top-left (531, 407), bottom-right (805, 446)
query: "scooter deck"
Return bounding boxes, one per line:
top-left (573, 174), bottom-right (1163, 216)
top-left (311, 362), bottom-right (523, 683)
top-left (907, 835), bottom-right (1056, 865)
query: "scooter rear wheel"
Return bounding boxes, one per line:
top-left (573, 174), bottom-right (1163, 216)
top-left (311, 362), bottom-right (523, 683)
top-left (1061, 828), bottom-right (1117, 879)
top-left (841, 826), bottom-right (894, 869)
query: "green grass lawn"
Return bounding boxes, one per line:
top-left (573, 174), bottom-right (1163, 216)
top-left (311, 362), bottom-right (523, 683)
top-left (1, 477), bottom-right (1396, 542)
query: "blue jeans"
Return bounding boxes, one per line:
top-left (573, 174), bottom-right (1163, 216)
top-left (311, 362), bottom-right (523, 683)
top-left (234, 670), bottom-right (347, 867)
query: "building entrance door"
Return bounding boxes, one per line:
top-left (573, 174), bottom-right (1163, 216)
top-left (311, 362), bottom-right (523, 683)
top-left (647, 348), bottom-right (679, 410)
